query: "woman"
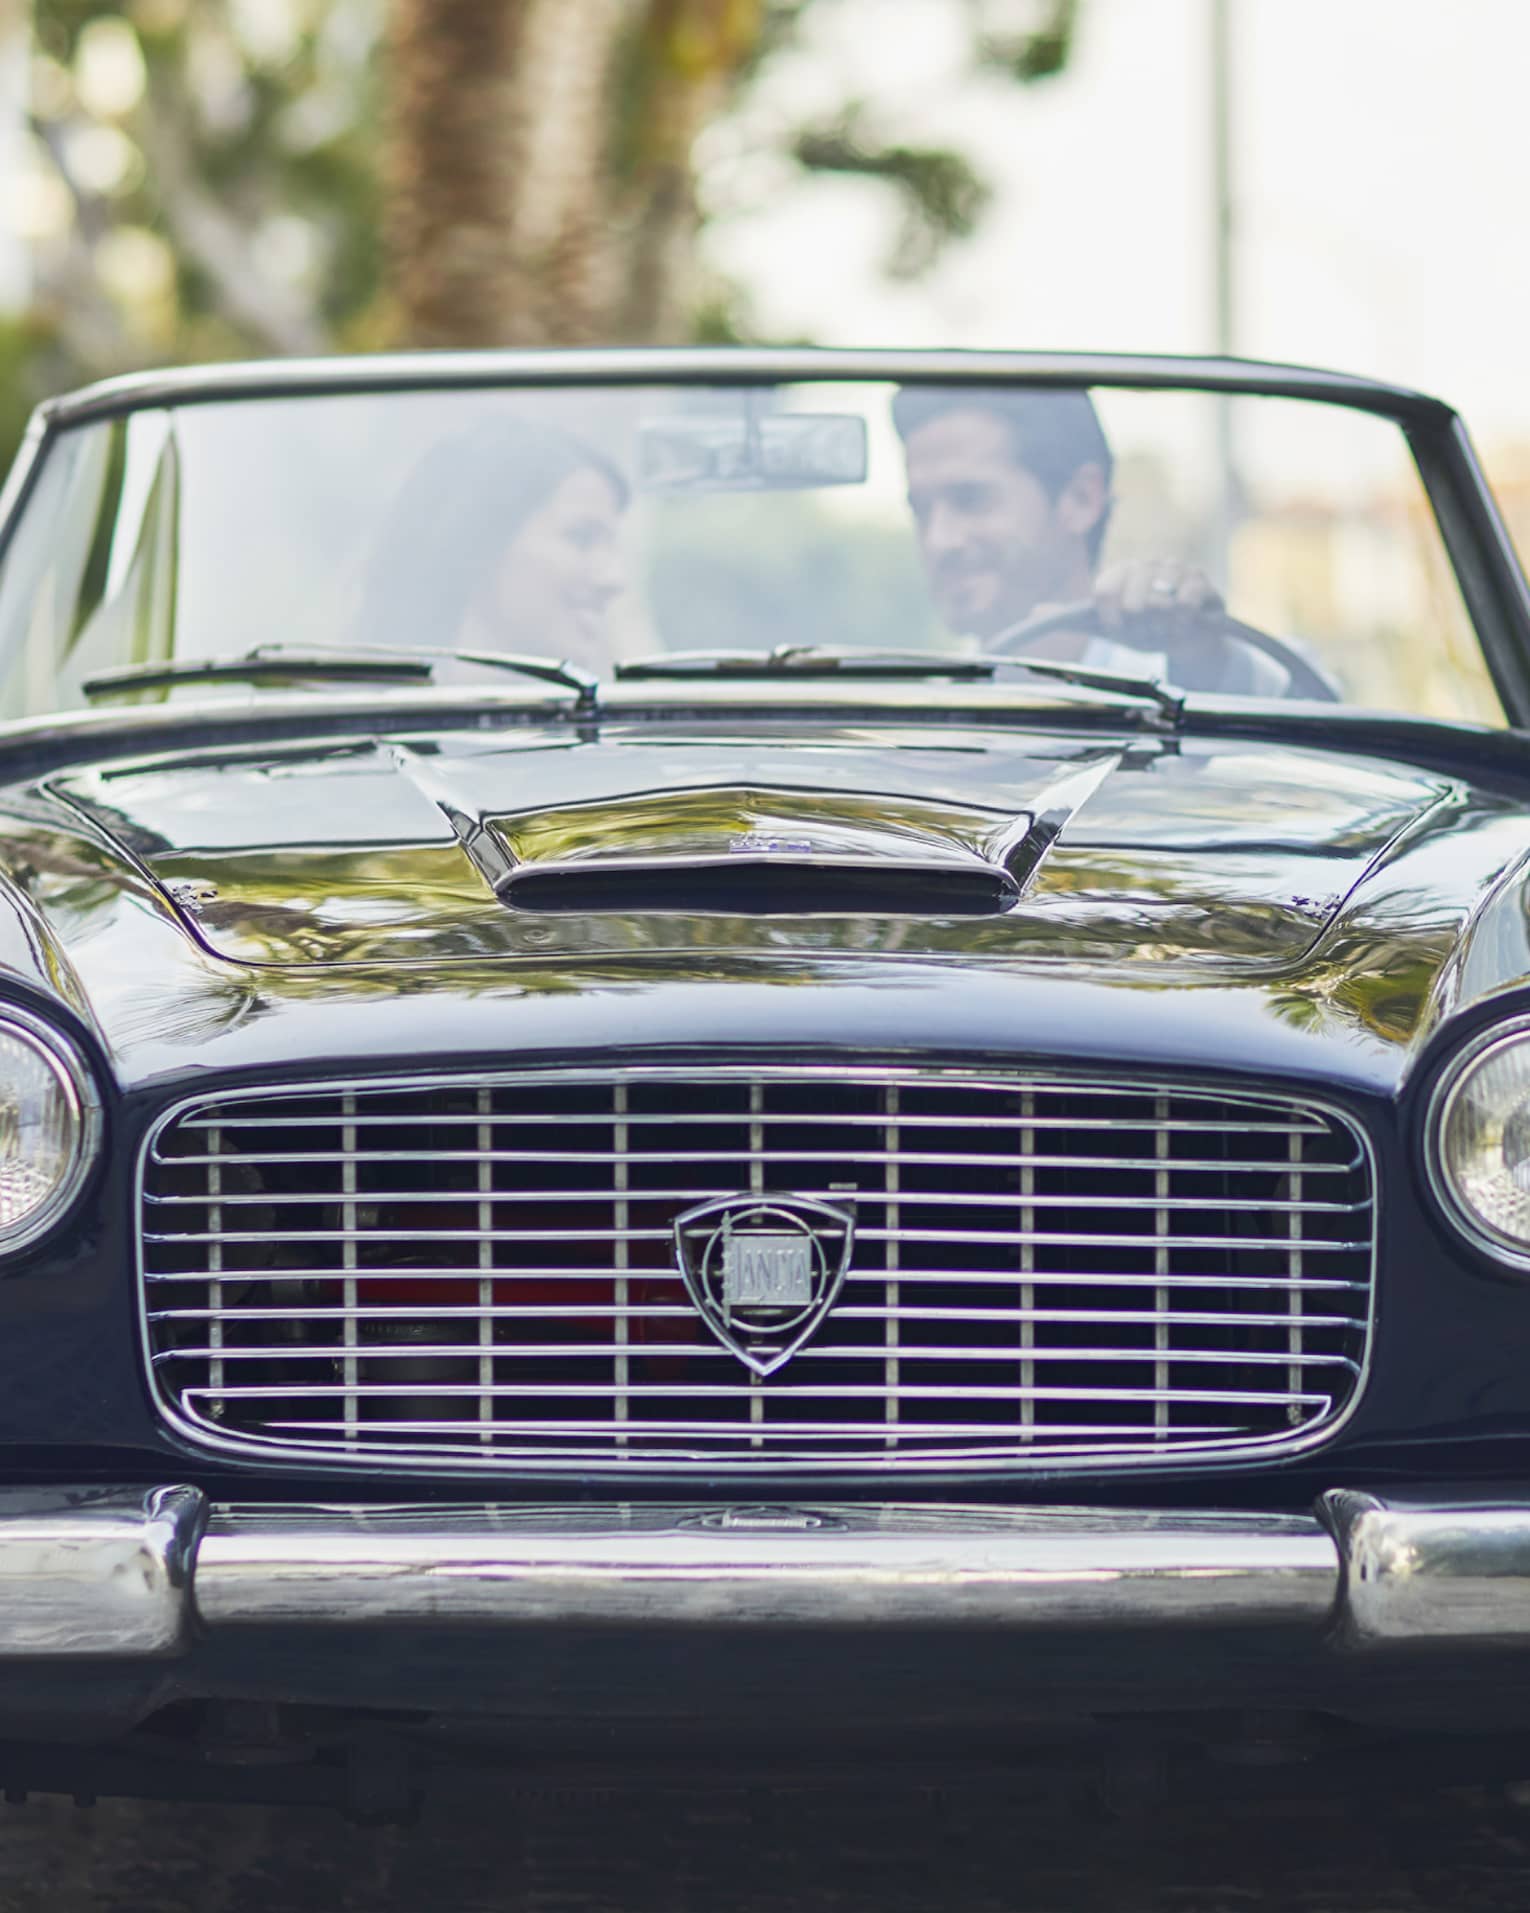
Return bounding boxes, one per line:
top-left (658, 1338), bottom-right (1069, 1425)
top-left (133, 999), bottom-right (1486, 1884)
top-left (356, 411), bottom-right (630, 674)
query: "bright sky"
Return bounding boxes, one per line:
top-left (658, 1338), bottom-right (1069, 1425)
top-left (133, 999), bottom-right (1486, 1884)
top-left (706, 0), bottom-right (1530, 456)
top-left (2, 0), bottom-right (1525, 462)
top-left (0, 10), bottom-right (27, 308)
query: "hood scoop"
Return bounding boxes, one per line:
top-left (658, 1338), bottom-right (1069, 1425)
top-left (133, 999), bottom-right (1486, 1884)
top-left (484, 786), bottom-right (1043, 917)
top-left (503, 858), bottom-right (1020, 917)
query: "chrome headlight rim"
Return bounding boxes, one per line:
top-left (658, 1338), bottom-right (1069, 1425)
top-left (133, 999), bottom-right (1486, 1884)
top-left (1427, 1013), bottom-right (1530, 1274)
top-left (0, 1003), bottom-right (101, 1256)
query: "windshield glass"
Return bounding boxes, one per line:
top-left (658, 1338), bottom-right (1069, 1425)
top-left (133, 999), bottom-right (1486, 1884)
top-left (0, 378), bottom-right (1503, 723)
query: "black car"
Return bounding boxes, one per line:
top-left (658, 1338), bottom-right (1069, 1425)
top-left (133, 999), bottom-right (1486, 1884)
top-left (0, 347), bottom-right (1527, 1808)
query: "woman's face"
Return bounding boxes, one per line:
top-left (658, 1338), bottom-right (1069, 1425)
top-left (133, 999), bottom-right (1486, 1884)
top-left (479, 465), bottom-right (626, 667)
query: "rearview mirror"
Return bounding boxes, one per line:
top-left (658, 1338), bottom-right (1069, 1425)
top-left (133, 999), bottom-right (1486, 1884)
top-left (638, 413), bottom-right (868, 492)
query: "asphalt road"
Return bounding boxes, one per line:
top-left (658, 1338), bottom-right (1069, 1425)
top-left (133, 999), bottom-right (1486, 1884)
top-left (0, 1772), bottom-right (1529, 1910)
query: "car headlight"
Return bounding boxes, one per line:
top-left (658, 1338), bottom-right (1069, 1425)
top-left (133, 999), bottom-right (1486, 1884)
top-left (1429, 1017), bottom-right (1530, 1268)
top-left (0, 1010), bottom-right (99, 1252)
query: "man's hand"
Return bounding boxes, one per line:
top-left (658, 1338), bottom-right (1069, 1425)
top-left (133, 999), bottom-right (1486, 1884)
top-left (1093, 560), bottom-right (1224, 631)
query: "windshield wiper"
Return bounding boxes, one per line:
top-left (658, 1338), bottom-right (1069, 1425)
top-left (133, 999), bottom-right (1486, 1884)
top-left (439, 647), bottom-right (599, 710)
top-left (82, 652), bottom-right (434, 699)
top-left (985, 655), bottom-right (1185, 727)
top-left (616, 644), bottom-right (1183, 727)
top-left (82, 644), bottom-right (600, 713)
top-left (616, 645), bottom-right (999, 682)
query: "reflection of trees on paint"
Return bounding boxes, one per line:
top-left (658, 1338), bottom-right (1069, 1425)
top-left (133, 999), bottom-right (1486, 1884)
top-left (499, 786), bottom-right (1009, 864)
top-left (0, 777), bottom-right (1522, 1069)
top-left (1261, 909), bottom-right (1462, 1047)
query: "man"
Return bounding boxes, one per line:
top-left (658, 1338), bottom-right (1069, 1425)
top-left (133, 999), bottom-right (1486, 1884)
top-left (892, 385), bottom-right (1290, 693)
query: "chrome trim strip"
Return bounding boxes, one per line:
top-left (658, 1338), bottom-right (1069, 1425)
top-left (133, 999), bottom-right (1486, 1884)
top-left (28, 1486), bottom-right (1530, 1650)
top-left (387, 739), bottom-right (519, 891)
top-left (0, 1485), bottom-right (204, 1657)
top-left (1326, 1489), bottom-right (1530, 1647)
top-left (163, 1104), bottom-right (1339, 1131)
top-left (999, 751), bottom-right (1121, 892)
top-left (256, 1421), bottom-right (1249, 1444)
top-left (194, 1501), bottom-right (1339, 1631)
top-left (134, 1063), bottom-right (1378, 1479)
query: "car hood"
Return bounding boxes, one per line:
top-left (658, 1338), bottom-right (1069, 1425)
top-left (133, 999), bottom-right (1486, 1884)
top-left (9, 715), bottom-right (1525, 1090)
top-left (43, 721), bottom-right (1451, 965)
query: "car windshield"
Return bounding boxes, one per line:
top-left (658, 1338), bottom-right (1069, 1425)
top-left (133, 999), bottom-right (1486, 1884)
top-left (0, 377), bottom-right (1504, 724)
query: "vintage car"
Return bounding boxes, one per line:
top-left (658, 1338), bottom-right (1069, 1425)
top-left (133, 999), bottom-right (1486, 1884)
top-left (0, 346), bottom-right (1528, 1808)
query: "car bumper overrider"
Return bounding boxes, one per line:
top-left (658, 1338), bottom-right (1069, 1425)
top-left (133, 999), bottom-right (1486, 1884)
top-left (3, 1486), bottom-right (1527, 1655)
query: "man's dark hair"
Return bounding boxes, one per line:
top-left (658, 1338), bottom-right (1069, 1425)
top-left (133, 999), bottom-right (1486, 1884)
top-left (892, 385), bottom-right (1115, 566)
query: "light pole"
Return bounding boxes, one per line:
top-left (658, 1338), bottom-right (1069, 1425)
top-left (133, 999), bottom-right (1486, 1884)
top-left (1209, 0), bottom-right (1239, 578)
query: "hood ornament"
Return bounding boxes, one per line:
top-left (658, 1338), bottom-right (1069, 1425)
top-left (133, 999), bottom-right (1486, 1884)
top-left (673, 1194), bottom-right (855, 1377)
top-left (728, 832), bottom-right (816, 856)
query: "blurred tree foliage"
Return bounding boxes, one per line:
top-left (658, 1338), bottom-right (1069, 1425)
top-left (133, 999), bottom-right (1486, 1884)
top-left (387, 0), bottom-right (1081, 346)
top-left (0, 0), bottom-right (1080, 464)
top-left (3, 0), bottom-right (385, 465)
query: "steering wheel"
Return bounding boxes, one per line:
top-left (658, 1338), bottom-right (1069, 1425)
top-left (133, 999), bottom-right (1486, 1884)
top-left (986, 600), bottom-right (1342, 704)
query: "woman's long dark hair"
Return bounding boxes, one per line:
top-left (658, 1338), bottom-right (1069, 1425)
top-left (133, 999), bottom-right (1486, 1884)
top-left (354, 413), bottom-right (628, 651)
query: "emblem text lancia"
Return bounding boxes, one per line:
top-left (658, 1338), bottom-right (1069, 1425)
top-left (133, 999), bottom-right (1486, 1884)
top-left (673, 1195), bottom-right (855, 1377)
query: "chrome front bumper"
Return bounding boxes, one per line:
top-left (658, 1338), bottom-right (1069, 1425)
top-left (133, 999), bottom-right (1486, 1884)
top-left (5, 1487), bottom-right (1530, 1659)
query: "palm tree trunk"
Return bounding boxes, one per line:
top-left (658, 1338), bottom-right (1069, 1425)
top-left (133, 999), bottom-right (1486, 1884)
top-left (386, 0), bottom-right (631, 348)
top-left (386, 0), bottom-right (528, 347)
top-left (612, 0), bottom-right (762, 343)
top-left (385, 0), bottom-right (763, 349)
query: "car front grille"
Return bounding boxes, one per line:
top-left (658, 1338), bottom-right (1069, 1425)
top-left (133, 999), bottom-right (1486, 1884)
top-left (140, 1068), bottom-right (1375, 1470)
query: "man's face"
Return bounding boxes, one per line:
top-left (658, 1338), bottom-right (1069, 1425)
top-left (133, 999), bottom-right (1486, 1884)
top-left (903, 407), bottom-right (1095, 639)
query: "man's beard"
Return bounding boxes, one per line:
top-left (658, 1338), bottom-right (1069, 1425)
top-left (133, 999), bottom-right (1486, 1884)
top-left (934, 566), bottom-right (1044, 640)
top-left (934, 543), bottom-right (1081, 640)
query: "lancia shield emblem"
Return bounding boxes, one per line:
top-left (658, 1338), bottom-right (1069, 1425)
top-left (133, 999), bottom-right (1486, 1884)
top-left (673, 1195), bottom-right (855, 1377)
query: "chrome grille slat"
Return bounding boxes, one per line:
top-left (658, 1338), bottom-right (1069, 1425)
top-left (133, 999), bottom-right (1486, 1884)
top-left (139, 1067), bottom-right (1375, 1471)
top-left (1155, 1095), bottom-right (1170, 1438)
top-left (340, 1093), bottom-right (358, 1442)
top-left (141, 1270), bottom-right (1370, 1297)
top-left (153, 1149), bottom-right (1363, 1176)
top-left (477, 1087), bottom-right (493, 1445)
top-left (613, 1082), bottom-right (630, 1446)
top-left (1289, 1125), bottom-right (1304, 1423)
top-left (143, 1225), bottom-right (1368, 1251)
top-left (1020, 1086), bottom-right (1034, 1440)
top-left (749, 1081), bottom-right (765, 1448)
top-left (261, 1420), bottom-right (1249, 1443)
top-left (150, 1306), bottom-right (1365, 1330)
top-left (156, 1341), bottom-right (1359, 1370)
top-left (167, 1110), bottom-right (1337, 1135)
top-left (207, 1122), bottom-right (224, 1405)
top-left (143, 1187), bottom-right (1362, 1213)
top-left (181, 1380), bottom-right (1337, 1405)
top-left (885, 1085), bottom-right (899, 1447)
